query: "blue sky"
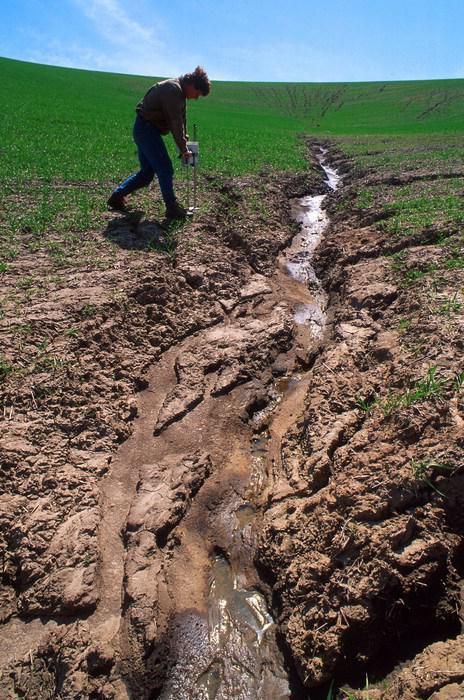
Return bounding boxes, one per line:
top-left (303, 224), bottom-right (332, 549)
top-left (2, 0), bottom-right (463, 82)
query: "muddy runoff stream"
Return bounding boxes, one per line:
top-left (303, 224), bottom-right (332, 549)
top-left (91, 153), bottom-right (340, 699)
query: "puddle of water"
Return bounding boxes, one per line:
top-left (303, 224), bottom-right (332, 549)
top-left (209, 554), bottom-right (273, 645)
top-left (251, 434), bottom-right (269, 457)
top-left (287, 151), bottom-right (340, 329)
top-left (249, 434), bottom-right (269, 496)
top-left (275, 374), bottom-right (301, 395)
top-left (323, 164), bottom-right (340, 190)
top-left (197, 660), bottom-right (223, 699)
top-left (291, 194), bottom-right (328, 234)
top-left (285, 209), bottom-right (325, 287)
top-left (286, 197), bottom-right (329, 287)
top-left (294, 302), bottom-right (326, 337)
top-left (203, 554), bottom-right (290, 699)
top-left (319, 148), bottom-right (342, 190)
top-left (286, 259), bottom-right (320, 287)
top-left (250, 387), bottom-right (282, 429)
top-left (235, 503), bottom-right (256, 529)
top-left (157, 612), bottom-right (213, 700)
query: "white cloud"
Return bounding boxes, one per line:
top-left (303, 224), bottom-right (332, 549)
top-left (25, 39), bottom-right (126, 73)
top-left (18, 1), bottom-right (184, 78)
top-left (67, 0), bottom-right (214, 78)
top-left (24, 35), bottom-right (178, 77)
top-left (72, 0), bottom-right (160, 48)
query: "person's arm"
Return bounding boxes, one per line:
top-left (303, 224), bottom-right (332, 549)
top-left (163, 88), bottom-right (189, 155)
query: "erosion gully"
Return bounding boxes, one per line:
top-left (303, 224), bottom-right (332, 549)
top-left (90, 151), bottom-right (340, 699)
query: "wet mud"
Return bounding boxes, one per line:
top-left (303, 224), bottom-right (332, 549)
top-left (112, 156), bottom-right (337, 699)
top-left (1, 144), bottom-right (463, 700)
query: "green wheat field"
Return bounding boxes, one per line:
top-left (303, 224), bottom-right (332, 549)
top-left (0, 55), bottom-right (463, 258)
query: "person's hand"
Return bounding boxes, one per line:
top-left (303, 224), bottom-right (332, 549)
top-left (182, 150), bottom-right (193, 164)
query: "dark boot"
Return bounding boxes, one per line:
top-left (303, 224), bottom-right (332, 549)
top-left (165, 200), bottom-right (187, 220)
top-left (107, 192), bottom-right (128, 211)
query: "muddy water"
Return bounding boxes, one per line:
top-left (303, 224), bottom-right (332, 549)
top-left (188, 152), bottom-right (341, 698)
top-left (114, 152), bottom-right (340, 699)
top-left (284, 158), bottom-right (340, 338)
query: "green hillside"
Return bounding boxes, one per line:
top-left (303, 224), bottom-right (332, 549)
top-left (1, 56), bottom-right (463, 181)
top-left (0, 56), bottom-right (463, 253)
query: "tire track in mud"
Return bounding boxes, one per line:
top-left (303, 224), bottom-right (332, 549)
top-left (86, 153), bottom-right (340, 699)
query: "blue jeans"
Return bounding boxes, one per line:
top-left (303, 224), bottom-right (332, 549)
top-left (114, 116), bottom-right (176, 205)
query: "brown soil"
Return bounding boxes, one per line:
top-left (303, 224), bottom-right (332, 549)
top-left (0, 148), bottom-right (462, 699)
top-left (257, 145), bottom-right (464, 698)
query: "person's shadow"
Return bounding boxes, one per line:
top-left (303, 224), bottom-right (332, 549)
top-left (103, 209), bottom-right (176, 253)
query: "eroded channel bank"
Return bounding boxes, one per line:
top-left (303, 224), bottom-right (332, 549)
top-left (101, 151), bottom-right (341, 699)
top-left (257, 144), bottom-right (464, 699)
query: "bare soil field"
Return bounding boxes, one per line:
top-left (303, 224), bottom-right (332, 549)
top-left (0, 141), bottom-right (462, 699)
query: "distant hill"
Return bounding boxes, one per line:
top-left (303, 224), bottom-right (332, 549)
top-left (1, 56), bottom-right (463, 178)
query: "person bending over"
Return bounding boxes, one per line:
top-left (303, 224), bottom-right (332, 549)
top-left (108, 66), bottom-right (210, 220)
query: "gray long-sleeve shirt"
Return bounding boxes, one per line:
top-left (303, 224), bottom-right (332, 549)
top-left (136, 78), bottom-right (187, 153)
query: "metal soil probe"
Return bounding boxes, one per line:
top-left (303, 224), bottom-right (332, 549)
top-left (183, 123), bottom-right (200, 213)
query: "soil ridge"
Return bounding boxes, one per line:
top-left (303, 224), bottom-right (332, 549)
top-left (256, 141), bottom-right (464, 698)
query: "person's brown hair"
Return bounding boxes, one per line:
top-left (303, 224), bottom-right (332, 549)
top-left (183, 66), bottom-right (211, 96)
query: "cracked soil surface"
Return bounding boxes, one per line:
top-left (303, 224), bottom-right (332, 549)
top-left (0, 144), bottom-right (463, 699)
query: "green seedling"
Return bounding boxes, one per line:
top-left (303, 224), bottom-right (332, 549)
top-left (12, 323), bottom-right (33, 335)
top-left (325, 680), bottom-right (335, 700)
top-left (37, 339), bottom-right (49, 352)
top-left (402, 366), bottom-right (447, 405)
top-left (437, 293), bottom-right (462, 316)
top-left (65, 327), bottom-right (80, 338)
top-left (47, 241), bottom-right (65, 255)
top-left (82, 303), bottom-right (97, 317)
top-left (340, 675), bottom-right (372, 699)
top-left (434, 229), bottom-right (455, 245)
top-left (402, 263), bottom-right (437, 285)
top-left (0, 360), bottom-right (13, 380)
top-left (453, 371), bottom-right (464, 392)
top-left (0, 262), bottom-right (10, 273)
top-left (380, 391), bottom-right (404, 417)
top-left (17, 276), bottom-right (35, 290)
top-left (379, 367), bottom-right (450, 417)
top-left (27, 239), bottom-right (41, 254)
top-left (410, 458), bottom-right (455, 497)
top-left (443, 255), bottom-right (464, 270)
top-left (356, 189), bottom-right (375, 210)
top-left (35, 354), bottom-right (65, 370)
top-left (397, 317), bottom-right (412, 332)
top-left (146, 225), bottom-right (179, 261)
top-left (33, 385), bottom-right (56, 400)
top-left (388, 249), bottom-right (408, 273)
top-left (0, 247), bottom-right (19, 261)
top-left (355, 395), bottom-right (378, 415)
